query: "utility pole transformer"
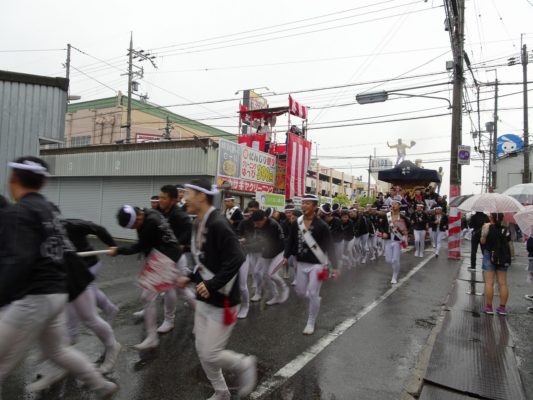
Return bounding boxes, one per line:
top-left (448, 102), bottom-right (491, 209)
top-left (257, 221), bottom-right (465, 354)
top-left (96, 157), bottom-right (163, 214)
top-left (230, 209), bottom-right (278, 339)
top-left (123, 32), bottom-right (158, 144)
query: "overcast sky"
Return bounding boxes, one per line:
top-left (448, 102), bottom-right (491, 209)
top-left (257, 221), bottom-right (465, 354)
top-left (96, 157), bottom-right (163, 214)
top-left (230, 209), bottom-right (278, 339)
top-left (2, 0), bottom-right (532, 196)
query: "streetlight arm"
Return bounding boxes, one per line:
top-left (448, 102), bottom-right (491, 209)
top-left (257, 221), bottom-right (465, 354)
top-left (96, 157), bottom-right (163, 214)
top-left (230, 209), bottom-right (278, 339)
top-left (355, 90), bottom-right (452, 109)
top-left (388, 92), bottom-right (452, 109)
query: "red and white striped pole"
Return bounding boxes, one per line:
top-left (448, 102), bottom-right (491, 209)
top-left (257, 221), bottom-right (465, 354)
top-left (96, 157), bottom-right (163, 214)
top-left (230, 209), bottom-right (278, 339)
top-left (448, 184), bottom-right (461, 259)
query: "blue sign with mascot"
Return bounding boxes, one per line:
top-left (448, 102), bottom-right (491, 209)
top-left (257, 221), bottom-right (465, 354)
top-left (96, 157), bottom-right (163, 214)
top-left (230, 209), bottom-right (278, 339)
top-left (497, 134), bottom-right (523, 158)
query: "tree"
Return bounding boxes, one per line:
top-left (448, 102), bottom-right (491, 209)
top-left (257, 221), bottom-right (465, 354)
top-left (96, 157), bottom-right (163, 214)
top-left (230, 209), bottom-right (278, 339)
top-left (332, 193), bottom-right (351, 207)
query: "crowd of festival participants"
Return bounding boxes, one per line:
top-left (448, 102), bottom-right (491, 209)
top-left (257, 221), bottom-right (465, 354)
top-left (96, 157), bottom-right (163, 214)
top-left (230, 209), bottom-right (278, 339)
top-left (0, 156), bottom-right (454, 400)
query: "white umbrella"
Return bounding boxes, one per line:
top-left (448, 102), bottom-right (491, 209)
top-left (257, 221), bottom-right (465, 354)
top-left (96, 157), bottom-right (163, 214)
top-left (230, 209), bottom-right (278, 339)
top-left (512, 205), bottom-right (533, 234)
top-left (502, 183), bottom-right (533, 205)
top-left (458, 193), bottom-right (524, 213)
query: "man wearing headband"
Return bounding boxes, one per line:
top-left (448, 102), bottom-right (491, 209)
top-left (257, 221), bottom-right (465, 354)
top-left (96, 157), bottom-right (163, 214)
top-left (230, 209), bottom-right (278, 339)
top-left (150, 195), bottom-right (160, 210)
top-left (283, 194), bottom-right (338, 335)
top-left (156, 184), bottom-right (195, 334)
top-left (111, 203), bottom-right (180, 351)
top-left (430, 206), bottom-right (448, 257)
top-left (251, 210), bottom-right (290, 306)
top-left (175, 184), bottom-right (187, 211)
top-left (340, 207), bottom-right (356, 268)
top-left (379, 199), bottom-right (410, 284)
top-left (321, 204), bottom-right (343, 270)
top-left (176, 179), bottom-right (257, 400)
top-left (224, 197), bottom-right (244, 232)
top-left (411, 203), bottom-right (429, 258)
top-left (236, 200), bottom-right (261, 319)
top-left (0, 156), bottom-right (117, 399)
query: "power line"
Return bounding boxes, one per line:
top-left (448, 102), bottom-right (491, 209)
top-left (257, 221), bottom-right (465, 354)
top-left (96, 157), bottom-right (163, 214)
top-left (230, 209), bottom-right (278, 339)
top-left (157, 6), bottom-right (441, 58)
top-left (0, 48), bottom-right (65, 53)
top-left (69, 65), bottom-right (118, 94)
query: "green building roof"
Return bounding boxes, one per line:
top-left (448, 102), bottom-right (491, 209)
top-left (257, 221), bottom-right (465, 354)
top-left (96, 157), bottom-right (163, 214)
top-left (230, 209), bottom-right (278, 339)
top-left (67, 95), bottom-right (235, 140)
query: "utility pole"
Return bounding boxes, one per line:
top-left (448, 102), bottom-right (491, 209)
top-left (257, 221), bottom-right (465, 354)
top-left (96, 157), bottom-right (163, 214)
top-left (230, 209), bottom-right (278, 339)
top-left (122, 32), bottom-right (158, 144)
top-left (367, 155), bottom-right (372, 198)
top-left (162, 116), bottom-right (173, 140)
top-left (448, 0), bottom-right (465, 193)
top-left (445, 0), bottom-right (465, 260)
top-left (492, 78), bottom-right (498, 190)
top-left (126, 33), bottom-right (133, 144)
top-left (523, 43), bottom-right (530, 183)
top-left (66, 43), bottom-right (71, 82)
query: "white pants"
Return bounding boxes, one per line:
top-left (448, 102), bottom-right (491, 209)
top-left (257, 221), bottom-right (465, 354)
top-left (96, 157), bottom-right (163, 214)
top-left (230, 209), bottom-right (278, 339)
top-left (258, 252), bottom-right (287, 300)
top-left (141, 288), bottom-right (177, 337)
top-left (87, 261), bottom-right (118, 316)
top-left (66, 287), bottom-right (116, 347)
top-left (194, 302), bottom-right (245, 392)
top-left (384, 240), bottom-right (401, 280)
top-left (0, 294), bottom-right (107, 390)
top-left (239, 254), bottom-right (255, 309)
top-left (368, 235), bottom-right (377, 259)
top-left (359, 233), bottom-right (369, 262)
top-left (431, 231), bottom-right (445, 255)
top-left (413, 230), bottom-right (426, 257)
top-left (176, 254), bottom-right (196, 307)
top-left (247, 253), bottom-right (261, 290)
top-left (295, 262), bottom-right (323, 325)
top-left (342, 239), bottom-right (356, 268)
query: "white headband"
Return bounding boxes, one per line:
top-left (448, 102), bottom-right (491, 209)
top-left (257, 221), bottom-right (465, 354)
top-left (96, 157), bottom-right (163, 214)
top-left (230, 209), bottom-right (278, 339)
top-left (8, 161), bottom-right (50, 177)
top-left (184, 183), bottom-right (219, 196)
top-left (122, 205), bottom-right (137, 229)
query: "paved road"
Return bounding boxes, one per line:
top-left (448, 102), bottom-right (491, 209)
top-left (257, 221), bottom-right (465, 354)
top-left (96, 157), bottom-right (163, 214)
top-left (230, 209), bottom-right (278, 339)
top-left (3, 243), bottom-right (468, 400)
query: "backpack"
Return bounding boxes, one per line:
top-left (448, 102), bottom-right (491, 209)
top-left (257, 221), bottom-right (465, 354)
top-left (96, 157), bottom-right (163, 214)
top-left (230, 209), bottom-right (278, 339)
top-left (490, 226), bottom-right (512, 268)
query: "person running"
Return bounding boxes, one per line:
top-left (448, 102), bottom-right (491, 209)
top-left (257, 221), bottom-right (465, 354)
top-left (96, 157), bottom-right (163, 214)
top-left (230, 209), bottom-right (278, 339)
top-left (379, 199), bottom-right (410, 284)
top-left (429, 206), bottom-right (448, 257)
top-left (111, 204), bottom-right (180, 350)
top-left (224, 197), bottom-right (244, 232)
top-left (480, 213), bottom-right (511, 315)
top-left (62, 219), bottom-right (122, 373)
top-left (0, 156), bottom-right (117, 399)
top-left (238, 201), bottom-right (261, 317)
top-left (283, 194), bottom-right (338, 335)
top-left (411, 203), bottom-right (429, 257)
top-left (340, 208), bottom-right (355, 269)
top-left (321, 204), bottom-right (344, 267)
top-left (177, 179), bottom-right (257, 400)
top-left (150, 195), bottom-right (160, 210)
top-left (157, 184), bottom-right (195, 333)
top-left (251, 209), bottom-right (290, 306)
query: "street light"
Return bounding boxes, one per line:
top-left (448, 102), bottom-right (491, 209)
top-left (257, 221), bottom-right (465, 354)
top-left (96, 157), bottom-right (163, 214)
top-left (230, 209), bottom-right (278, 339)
top-left (356, 90), bottom-right (452, 109)
top-left (235, 87), bottom-right (269, 95)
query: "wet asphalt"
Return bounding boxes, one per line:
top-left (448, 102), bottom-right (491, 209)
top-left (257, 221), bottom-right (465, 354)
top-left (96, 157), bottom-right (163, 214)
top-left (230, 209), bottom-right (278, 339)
top-left (4, 239), bottom-right (530, 400)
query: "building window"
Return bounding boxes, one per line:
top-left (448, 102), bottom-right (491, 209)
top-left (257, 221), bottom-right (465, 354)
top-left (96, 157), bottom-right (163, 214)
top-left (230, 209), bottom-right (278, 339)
top-left (71, 135), bottom-right (91, 147)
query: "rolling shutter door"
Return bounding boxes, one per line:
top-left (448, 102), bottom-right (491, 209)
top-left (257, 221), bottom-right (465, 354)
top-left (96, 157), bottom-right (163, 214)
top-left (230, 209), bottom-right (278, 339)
top-left (57, 177), bottom-right (101, 223)
top-left (41, 177), bottom-right (60, 205)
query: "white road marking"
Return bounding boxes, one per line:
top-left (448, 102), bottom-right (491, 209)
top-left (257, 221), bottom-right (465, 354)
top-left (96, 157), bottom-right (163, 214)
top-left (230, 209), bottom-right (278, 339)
top-left (249, 254), bottom-right (435, 399)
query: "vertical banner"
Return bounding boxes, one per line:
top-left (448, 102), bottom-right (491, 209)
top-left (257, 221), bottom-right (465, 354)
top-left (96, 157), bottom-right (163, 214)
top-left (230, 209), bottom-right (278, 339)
top-left (448, 184), bottom-right (461, 260)
top-left (285, 132), bottom-right (312, 200)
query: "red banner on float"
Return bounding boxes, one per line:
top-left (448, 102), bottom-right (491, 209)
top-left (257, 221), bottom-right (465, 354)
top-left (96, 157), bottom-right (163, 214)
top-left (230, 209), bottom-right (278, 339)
top-left (285, 132), bottom-right (312, 200)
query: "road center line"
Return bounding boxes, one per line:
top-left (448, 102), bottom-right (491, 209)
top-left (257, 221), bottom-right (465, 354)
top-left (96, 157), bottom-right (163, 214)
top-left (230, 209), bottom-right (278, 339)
top-left (249, 253), bottom-right (435, 399)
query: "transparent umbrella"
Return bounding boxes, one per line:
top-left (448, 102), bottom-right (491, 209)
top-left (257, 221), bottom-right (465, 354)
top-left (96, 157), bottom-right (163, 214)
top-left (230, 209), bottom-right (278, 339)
top-left (502, 183), bottom-right (533, 205)
top-left (512, 205), bottom-right (533, 234)
top-left (458, 193), bottom-right (524, 213)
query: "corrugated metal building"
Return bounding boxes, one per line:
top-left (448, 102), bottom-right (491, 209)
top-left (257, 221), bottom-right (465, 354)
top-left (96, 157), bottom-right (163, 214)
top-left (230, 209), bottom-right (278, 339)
top-left (0, 70), bottom-right (68, 196)
top-left (40, 139), bottom-right (219, 239)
